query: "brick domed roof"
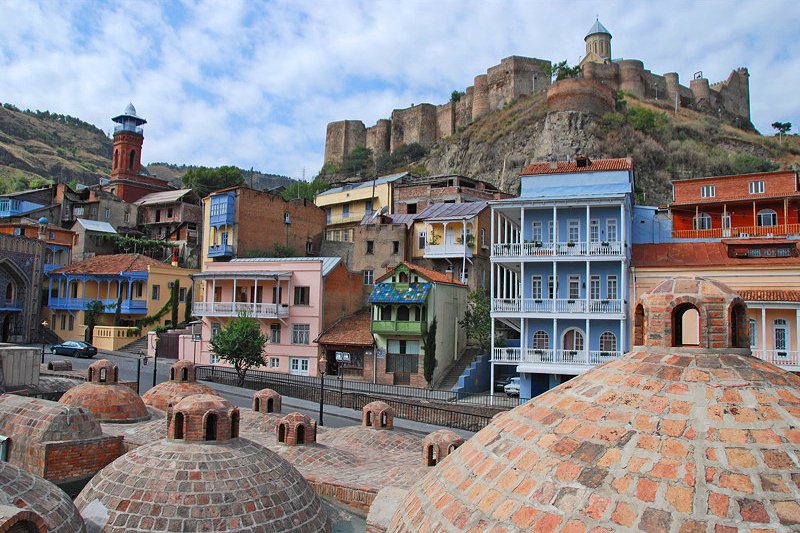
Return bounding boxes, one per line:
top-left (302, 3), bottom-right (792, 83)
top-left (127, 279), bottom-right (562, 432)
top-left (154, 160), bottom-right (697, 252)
top-left (0, 461), bottom-right (86, 533)
top-left (59, 359), bottom-right (149, 423)
top-left (141, 361), bottom-right (216, 412)
top-left (389, 278), bottom-right (800, 531)
top-left (75, 398), bottom-right (330, 532)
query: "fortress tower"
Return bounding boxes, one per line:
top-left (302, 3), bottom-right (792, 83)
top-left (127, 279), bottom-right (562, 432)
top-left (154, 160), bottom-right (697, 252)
top-left (581, 18), bottom-right (612, 66)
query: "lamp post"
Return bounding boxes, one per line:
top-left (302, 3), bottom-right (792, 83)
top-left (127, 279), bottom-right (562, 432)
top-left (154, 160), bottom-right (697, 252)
top-left (40, 320), bottom-right (48, 364)
top-left (317, 355), bottom-right (326, 427)
top-left (151, 334), bottom-right (159, 388)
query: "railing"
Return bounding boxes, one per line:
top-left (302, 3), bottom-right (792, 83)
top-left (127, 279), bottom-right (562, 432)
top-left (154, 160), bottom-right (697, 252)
top-left (43, 263), bottom-right (62, 274)
top-left (207, 244), bottom-right (233, 258)
top-left (193, 301), bottom-right (290, 318)
top-left (325, 212), bottom-right (365, 225)
top-left (371, 320), bottom-right (425, 334)
top-left (672, 224), bottom-right (800, 239)
top-left (47, 297), bottom-right (147, 314)
top-left (493, 298), bottom-right (624, 314)
top-left (491, 347), bottom-right (622, 365)
top-left (113, 124), bottom-right (143, 134)
top-left (0, 299), bottom-right (22, 310)
top-left (93, 326), bottom-right (144, 351)
top-left (752, 350), bottom-right (800, 367)
top-left (424, 243), bottom-right (473, 258)
top-left (195, 365), bottom-right (519, 431)
top-left (492, 241), bottom-right (625, 258)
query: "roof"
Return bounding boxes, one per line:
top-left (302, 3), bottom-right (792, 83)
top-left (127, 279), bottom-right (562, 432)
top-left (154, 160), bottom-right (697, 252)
top-left (230, 256), bottom-right (342, 277)
top-left (739, 290), bottom-right (800, 302)
top-left (417, 201), bottom-right (488, 221)
top-left (0, 187), bottom-right (50, 198)
top-left (670, 192), bottom-right (800, 207)
top-left (586, 18), bottom-right (611, 37)
top-left (521, 157), bottom-right (632, 175)
top-left (376, 261), bottom-right (466, 286)
top-left (50, 253), bottom-right (163, 275)
top-left (134, 188), bottom-right (195, 206)
top-left (360, 212), bottom-right (417, 228)
top-left (317, 309), bottom-right (374, 346)
top-left (369, 282), bottom-right (432, 304)
top-left (315, 172), bottom-right (408, 198)
top-left (71, 218), bottom-right (117, 234)
top-left (632, 242), bottom-right (800, 267)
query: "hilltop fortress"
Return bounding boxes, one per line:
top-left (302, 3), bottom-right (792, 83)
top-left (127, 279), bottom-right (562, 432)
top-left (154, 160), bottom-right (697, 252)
top-left (324, 20), bottom-right (750, 165)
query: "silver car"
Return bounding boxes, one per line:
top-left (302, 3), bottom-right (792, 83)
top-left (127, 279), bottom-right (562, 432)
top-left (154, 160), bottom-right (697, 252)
top-left (504, 376), bottom-right (521, 396)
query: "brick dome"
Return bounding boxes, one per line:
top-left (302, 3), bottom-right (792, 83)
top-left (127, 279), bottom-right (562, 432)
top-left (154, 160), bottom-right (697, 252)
top-left (362, 400), bottom-right (394, 429)
top-left (422, 429), bottom-right (464, 467)
top-left (389, 278), bottom-right (800, 531)
top-left (59, 360), bottom-right (149, 423)
top-left (253, 388), bottom-right (282, 414)
top-left (277, 412), bottom-right (317, 446)
top-left (141, 361), bottom-right (216, 412)
top-left (75, 398), bottom-right (331, 532)
top-left (0, 461), bottom-right (86, 533)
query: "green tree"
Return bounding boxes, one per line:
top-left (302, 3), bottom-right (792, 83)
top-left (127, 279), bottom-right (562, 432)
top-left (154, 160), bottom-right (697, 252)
top-left (544, 60), bottom-right (581, 82)
top-left (422, 317), bottom-right (438, 385)
top-left (209, 312), bottom-right (267, 386)
top-left (182, 165), bottom-right (244, 197)
top-left (772, 121), bottom-right (792, 143)
top-left (459, 289), bottom-right (492, 354)
top-left (183, 286), bottom-right (193, 324)
top-left (170, 279), bottom-right (180, 326)
top-left (450, 90), bottom-right (466, 103)
top-left (83, 300), bottom-right (106, 343)
top-left (113, 293), bottom-right (123, 326)
top-left (340, 146), bottom-right (373, 176)
top-left (280, 178), bottom-right (331, 201)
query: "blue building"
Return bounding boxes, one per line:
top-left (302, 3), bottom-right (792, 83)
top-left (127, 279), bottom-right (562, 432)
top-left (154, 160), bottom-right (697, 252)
top-left (490, 157), bottom-right (635, 400)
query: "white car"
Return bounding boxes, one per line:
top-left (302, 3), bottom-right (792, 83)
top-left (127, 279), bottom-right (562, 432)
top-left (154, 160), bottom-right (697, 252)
top-left (504, 377), bottom-right (521, 396)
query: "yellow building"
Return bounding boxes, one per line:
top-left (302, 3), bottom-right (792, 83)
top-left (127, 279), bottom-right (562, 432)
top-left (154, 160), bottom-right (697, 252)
top-left (45, 254), bottom-right (196, 349)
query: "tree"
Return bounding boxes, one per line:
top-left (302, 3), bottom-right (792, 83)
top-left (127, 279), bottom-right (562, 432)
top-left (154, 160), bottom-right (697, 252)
top-left (183, 286), bottom-right (193, 324)
top-left (772, 121), bottom-right (792, 143)
top-left (422, 317), bottom-right (438, 385)
top-left (544, 60), bottom-right (581, 82)
top-left (113, 293), bottom-right (123, 326)
top-left (208, 312), bottom-right (267, 386)
top-left (83, 300), bottom-right (106, 343)
top-left (182, 165), bottom-right (244, 197)
top-left (280, 178), bottom-right (331, 202)
top-left (450, 90), bottom-right (466, 103)
top-left (459, 289), bottom-right (492, 354)
top-left (170, 279), bottom-right (180, 326)
top-left (340, 146), bottom-right (373, 176)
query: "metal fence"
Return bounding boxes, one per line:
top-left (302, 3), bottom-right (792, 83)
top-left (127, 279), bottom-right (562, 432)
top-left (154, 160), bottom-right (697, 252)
top-left (195, 365), bottom-right (515, 431)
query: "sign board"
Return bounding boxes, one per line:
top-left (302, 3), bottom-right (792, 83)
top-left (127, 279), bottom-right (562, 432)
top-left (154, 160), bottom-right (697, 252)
top-left (335, 351), bottom-right (351, 363)
top-left (192, 333), bottom-right (202, 341)
top-left (376, 348), bottom-right (386, 359)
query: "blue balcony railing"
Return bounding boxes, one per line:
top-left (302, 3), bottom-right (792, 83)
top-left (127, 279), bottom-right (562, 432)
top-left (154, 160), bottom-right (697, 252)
top-left (208, 244), bottom-right (234, 258)
top-left (47, 297), bottom-right (147, 314)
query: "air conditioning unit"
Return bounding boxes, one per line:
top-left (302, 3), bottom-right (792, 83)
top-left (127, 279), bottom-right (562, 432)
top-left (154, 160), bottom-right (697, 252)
top-left (738, 232), bottom-right (750, 238)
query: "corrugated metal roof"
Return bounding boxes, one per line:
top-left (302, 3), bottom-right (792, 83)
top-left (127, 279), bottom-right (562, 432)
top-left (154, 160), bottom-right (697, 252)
top-left (134, 189), bottom-right (194, 205)
top-left (586, 19), bottom-right (611, 37)
top-left (193, 270), bottom-right (292, 280)
top-left (369, 282), bottom-right (432, 304)
top-left (418, 201), bottom-right (488, 221)
top-left (230, 256), bottom-right (342, 276)
top-left (72, 219), bottom-right (118, 234)
top-left (360, 213), bottom-right (417, 228)
top-left (316, 172), bottom-right (408, 198)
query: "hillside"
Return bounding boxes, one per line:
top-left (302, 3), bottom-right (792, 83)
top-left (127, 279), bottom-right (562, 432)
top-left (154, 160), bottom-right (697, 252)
top-left (146, 163), bottom-right (295, 192)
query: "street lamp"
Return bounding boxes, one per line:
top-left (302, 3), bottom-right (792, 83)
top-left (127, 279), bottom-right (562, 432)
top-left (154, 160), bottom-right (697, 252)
top-left (318, 355), bottom-right (327, 427)
top-left (151, 334), bottom-right (159, 388)
top-left (40, 320), bottom-right (48, 363)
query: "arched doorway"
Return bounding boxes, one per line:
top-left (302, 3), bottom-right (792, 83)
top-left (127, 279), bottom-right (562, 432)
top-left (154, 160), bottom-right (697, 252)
top-left (562, 328), bottom-right (584, 361)
top-left (672, 303), bottom-right (700, 346)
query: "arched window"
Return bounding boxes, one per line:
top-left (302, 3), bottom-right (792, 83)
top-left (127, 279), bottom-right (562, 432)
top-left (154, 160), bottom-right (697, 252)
top-left (5, 282), bottom-right (13, 301)
top-left (381, 412), bottom-right (388, 427)
top-left (366, 411), bottom-right (373, 427)
top-left (266, 398), bottom-right (274, 412)
top-left (173, 412), bottom-right (184, 439)
top-left (99, 368), bottom-right (107, 382)
top-left (426, 445), bottom-right (436, 466)
top-left (562, 328), bottom-right (584, 352)
top-left (634, 304), bottom-right (645, 346)
top-left (672, 303), bottom-right (700, 346)
top-left (181, 368), bottom-right (188, 381)
top-left (380, 305), bottom-right (392, 321)
top-left (113, 367), bottom-right (119, 382)
top-left (297, 424), bottom-right (306, 444)
top-left (253, 398), bottom-right (261, 412)
top-left (278, 423), bottom-right (286, 443)
top-left (599, 331), bottom-right (617, 352)
top-left (113, 149), bottom-right (119, 170)
top-left (774, 319), bottom-right (788, 352)
top-left (730, 302), bottom-right (749, 348)
top-left (757, 209), bottom-right (778, 227)
top-left (128, 149), bottom-right (135, 170)
top-left (396, 306), bottom-right (410, 321)
top-left (205, 413), bottom-right (218, 441)
top-left (398, 272), bottom-right (408, 283)
top-left (692, 212), bottom-right (712, 231)
top-left (532, 330), bottom-right (549, 350)
top-left (749, 319), bottom-right (758, 348)
top-left (170, 368), bottom-right (175, 380)
top-left (231, 411), bottom-right (240, 438)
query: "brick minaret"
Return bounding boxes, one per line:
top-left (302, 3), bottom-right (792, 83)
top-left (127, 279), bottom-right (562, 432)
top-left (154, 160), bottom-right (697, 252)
top-left (111, 103), bottom-right (146, 181)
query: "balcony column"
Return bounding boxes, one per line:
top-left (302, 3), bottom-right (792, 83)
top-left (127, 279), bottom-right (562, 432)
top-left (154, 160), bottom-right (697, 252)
top-left (752, 201), bottom-right (756, 227)
top-left (761, 307), bottom-right (767, 355)
top-left (520, 206), bottom-right (526, 248)
top-left (585, 205), bottom-right (590, 248)
top-left (552, 261), bottom-right (557, 313)
top-left (80, 278), bottom-right (86, 300)
top-left (490, 206), bottom-right (495, 253)
top-left (795, 307), bottom-right (799, 357)
top-left (211, 278), bottom-right (216, 312)
top-left (585, 319), bottom-right (590, 364)
top-left (553, 318), bottom-right (558, 354)
top-left (585, 261), bottom-right (590, 309)
top-left (127, 279), bottom-right (132, 300)
top-left (619, 318), bottom-right (625, 354)
top-left (521, 318), bottom-right (527, 358)
top-left (620, 203), bottom-right (625, 246)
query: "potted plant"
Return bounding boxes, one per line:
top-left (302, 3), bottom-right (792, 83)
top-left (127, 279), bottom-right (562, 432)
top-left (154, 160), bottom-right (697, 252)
top-left (534, 240), bottom-right (543, 247)
top-left (567, 240), bottom-right (576, 247)
top-left (428, 233), bottom-right (440, 246)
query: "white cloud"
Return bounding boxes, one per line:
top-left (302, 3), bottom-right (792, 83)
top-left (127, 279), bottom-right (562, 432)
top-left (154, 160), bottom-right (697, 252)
top-left (0, 0), bottom-right (798, 179)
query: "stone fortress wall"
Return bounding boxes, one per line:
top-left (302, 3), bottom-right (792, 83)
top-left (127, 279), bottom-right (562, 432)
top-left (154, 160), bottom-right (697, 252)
top-left (324, 23), bottom-right (751, 165)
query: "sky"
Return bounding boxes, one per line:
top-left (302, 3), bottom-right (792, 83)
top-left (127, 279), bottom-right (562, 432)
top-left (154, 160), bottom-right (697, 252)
top-left (1, 0), bottom-right (798, 180)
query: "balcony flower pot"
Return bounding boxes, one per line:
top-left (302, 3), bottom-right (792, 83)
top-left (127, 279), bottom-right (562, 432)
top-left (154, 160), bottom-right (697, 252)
top-left (534, 241), bottom-right (543, 248)
top-left (533, 349), bottom-right (544, 355)
top-left (567, 299), bottom-right (575, 304)
top-left (601, 241), bottom-right (610, 247)
top-left (567, 241), bottom-right (576, 247)
top-left (534, 299), bottom-right (542, 304)
top-left (601, 300), bottom-right (609, 305)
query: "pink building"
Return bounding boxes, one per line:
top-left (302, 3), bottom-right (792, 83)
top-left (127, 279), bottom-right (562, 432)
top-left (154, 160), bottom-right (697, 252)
top-left (184, 257), bottom-right (366, 376)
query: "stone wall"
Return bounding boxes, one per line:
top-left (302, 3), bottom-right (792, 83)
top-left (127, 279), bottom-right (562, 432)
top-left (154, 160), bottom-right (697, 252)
top-left (390, 104), bottom-right (437, 152)
top-left (0, 234), bottom-right (44, 343)
top-left (325, 120), bottom-right (367, 164)
top-left (546, 77), bottom-right (616, 116)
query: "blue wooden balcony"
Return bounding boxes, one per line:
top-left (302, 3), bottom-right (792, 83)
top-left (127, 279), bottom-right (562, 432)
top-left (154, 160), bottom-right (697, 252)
top-left (208, 244), bottom-right (234, 258)
top-left (47, 297), bottom-right (148, 314)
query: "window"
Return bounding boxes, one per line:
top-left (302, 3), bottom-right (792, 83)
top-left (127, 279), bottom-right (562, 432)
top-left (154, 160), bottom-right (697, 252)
top-left (326, 208), bottom-right (332, 224)
top-left (386, 340), bottom-right (420, 373)
top-left (600, 331), bottom-right (617, 352)
top-left (124, 211), bottom-right (130, 223)
top-left (749, 180), bottom-right (765, 194)
top-left (74, 206), bottom-right (85, 216)
top-left (406, 203), bottom-right (417, 214)
top-left (290, 358), bottom-right (309, 375)
top-left (757, 209), bottom-right (778, 227)
top-left (701, 185), bottom-right (716, 198)
top-left (151, 285), bottom-right (160, 300)
top-left (481, 229), bottom-right (486, 247)
top-left (548, 275), bottom-right (555, 299)
top-left (306, 241), bottom-right (313, 254)
top-left (606, 219), bottom-right (618, 241)
top-left (532, 330), bottom-right (549, 350)
top-left (270, 357), bottom-right (280, 369)
top-left (418, 231), bottom-right (427, 250)
top-left (68, 315), bottom-right (74, 331)
top-left (722, 214), bottom-right (731, 230)
top-left (590, 275), bottom-right (600, 300)
top-left (590, 219), bottom-right (600, 242)
top-left (366, 241), bottom-right (374, 254)
top-left (90, 206), bottom-right (97, 216)
top-left (272, 286), bottom-right (283, 304)
top-left (342, 203), bottom-right (350, 218)
top-left (568, 275), bottom-right (580, 299)
top-left (567, 220), bottom-right (580, 242)
top-left (774, 319), bottom-right (788, 351)
top-left (60, 314), bottom-right (66, 330)
top-left (48, 231), bottom-right (55, 240)
top-left (363, 269), bottom-right (374, 285)
top-left (294, 286), bottom-right (310, 305)
top-left (392, 241), bottom-right (400, 254)
top-left (749, 319), bottom-right (758, 347)
top-left (178, 288), bottom-right (187, 302)
top-left (365, 199), bottom-right (373, 214)
top-left (167, 208), bottom-right (173, 218)
top-left (607, 276), bottom-right (618, 300)
top-left (531, 276), bottom-right (542, 299)
top-left (104, 208), bottom-right (111, 220)
top-left (380, 305), bottom-right (392, 320)
top-left (211, 322), bottom-right (220, 338)
top-left (292, 324), bottom-right (310, 344)
top-left (548, 221), bottom-right (554, 242)
top-left (13, 228), bottom-right (23, 236)
top-left (692, 212), bottom-right (712, 230)
top-left (531, 221), bottom-right (543, 242)
top-left (270, 324), bottom-right (281, 344)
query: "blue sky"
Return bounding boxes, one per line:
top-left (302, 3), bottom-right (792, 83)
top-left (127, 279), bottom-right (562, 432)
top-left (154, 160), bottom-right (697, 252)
top-left (1, 0), bottom-right (798, 180)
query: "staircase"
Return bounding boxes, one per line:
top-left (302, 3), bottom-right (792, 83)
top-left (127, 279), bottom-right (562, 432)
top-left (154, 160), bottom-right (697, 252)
top-left (116, 335), bottom-right (149, 356)
top-left (437, 347), bottom-right (479, 391)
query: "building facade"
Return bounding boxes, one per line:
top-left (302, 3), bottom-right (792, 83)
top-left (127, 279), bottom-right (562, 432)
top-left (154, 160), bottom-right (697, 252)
top-left (0, 234), bottom-right (45, 343)
top-left (490, 157), bottom-right (634, 400)
top-left (0, 217), bottom-right (74, 274)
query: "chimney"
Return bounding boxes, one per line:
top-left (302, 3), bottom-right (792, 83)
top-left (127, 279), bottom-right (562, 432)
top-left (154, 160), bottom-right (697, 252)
top-left (444, 267), bottom-right (455, 282)
top-left (549, 161), bottom-right (558, 170)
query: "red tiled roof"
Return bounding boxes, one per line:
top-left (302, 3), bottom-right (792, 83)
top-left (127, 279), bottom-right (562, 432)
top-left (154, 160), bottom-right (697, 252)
top-left (520, 157), bottom-right (633, 176)
top-left (632, 242), bottom-right (799, 267)
top-left (738, 290), bottom-right (800, 302)
top-left (376, 261), bottom-right (466, 285)
top-left (317, 309), bottom-right (373, 346)
top-left (51, 253), bottom-right (163, 275)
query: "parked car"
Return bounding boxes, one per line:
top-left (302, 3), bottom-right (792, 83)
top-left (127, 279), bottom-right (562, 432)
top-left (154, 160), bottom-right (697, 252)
top-left (50, 341), bottom-right (97, 358)
top-left (494, 375), bottom-right (515, 392)
top-left (504, 377), bottom-right (521, 396)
